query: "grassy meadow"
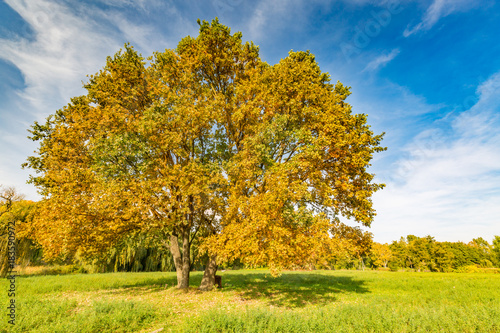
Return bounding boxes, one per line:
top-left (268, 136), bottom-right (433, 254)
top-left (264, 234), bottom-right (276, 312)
top-left (1, 269), bottom-right (499, 332)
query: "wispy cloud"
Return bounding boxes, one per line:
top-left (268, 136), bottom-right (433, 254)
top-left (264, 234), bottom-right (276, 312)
top-left (0, 0), bottom-right (170, 198)
top-left (403, 0), bottom-right (476, 37)
top-left (363, 48), bottom-right (400, 72)
top-left (370, 72), bottom-right (500, 243)
top-left (96, 0), bottom-right (162, 10)
top-left (0, 0), bottom-right (123, 114)
top-left (246, 0), bottom-right (311, 41)
top-left (346, 78), bottom-right (445, 189)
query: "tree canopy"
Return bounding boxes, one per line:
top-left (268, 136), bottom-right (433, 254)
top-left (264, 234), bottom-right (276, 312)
top-left (24, 19), bottom-right (385, 289)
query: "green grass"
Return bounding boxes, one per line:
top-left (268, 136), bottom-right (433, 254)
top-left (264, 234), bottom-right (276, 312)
top-left (0, 270), bottom-right (499, 332)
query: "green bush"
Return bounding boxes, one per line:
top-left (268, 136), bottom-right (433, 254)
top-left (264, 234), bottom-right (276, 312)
top-left (454, 265), bottom-right (500, 273)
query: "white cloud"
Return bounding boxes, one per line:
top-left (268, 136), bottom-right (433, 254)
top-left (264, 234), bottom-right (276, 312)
top-left (371, 72), bottom-right (500, 243)
top-left (101, 11), bottom-right (157, 54)
top-left (403, 0), bottom-right (476, 37)
top-left (0, 0), bottom-right (123, 114)
top-left (246, 0), bottom-right (317, 41)
top-left (0, 0), bottom-right (174, 199)
top-left (96, 0), bottom-right (161, 10)
top-left (363, 48), bottom-right (400, 72)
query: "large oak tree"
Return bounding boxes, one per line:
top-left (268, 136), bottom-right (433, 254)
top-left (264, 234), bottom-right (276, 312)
top-left (24, 19), bottom-right (385, 289)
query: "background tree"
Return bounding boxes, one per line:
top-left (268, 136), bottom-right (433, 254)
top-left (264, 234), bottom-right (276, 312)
top-left (411, 236), bottom-right (434, 271)
top-left (432, 242), bottom-right (455, 272)
top-left (0, 186), bottom-right (41, 276)
top-left (492, 236), bottom-right (500, 267)
top-left (370, 243), bottom-right (392, 268)
top-left (469, 237), bottom-right (494, 267)
top-left (388, 238), bottom-right (408, 271)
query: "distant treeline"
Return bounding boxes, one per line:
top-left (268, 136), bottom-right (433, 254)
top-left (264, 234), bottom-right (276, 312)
top-left (364, 235), bottom-right (500, 272)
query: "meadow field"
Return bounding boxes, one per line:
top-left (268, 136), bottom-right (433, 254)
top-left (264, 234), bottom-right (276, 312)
top-left (1, 269), bottom-right (499, 332)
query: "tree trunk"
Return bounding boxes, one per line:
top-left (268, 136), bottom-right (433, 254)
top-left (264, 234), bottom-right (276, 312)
top-left (179, 227), bottom-right (190, 289)
top-left (199, 255), bottom-right (218, 291)
top-left (169, 234), bottom-right (183, 288)
top-left (169, 228), bottom-right (191, 289)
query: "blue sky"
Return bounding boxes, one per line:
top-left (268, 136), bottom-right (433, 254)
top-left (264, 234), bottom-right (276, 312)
top-left (1, 0), bottom-right (499, 244)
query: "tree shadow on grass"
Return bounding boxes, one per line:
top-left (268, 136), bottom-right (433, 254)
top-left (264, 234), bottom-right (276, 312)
top-left (218, 271), bottom-right (370, 308)
top-left (115, 275), bottom-right (179, 290)
top-left (97, 271), bottom-right (370, 307)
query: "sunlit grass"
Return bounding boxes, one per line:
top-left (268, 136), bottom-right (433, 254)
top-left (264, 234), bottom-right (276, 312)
top-left (0, 270), bottom-right (499, 332)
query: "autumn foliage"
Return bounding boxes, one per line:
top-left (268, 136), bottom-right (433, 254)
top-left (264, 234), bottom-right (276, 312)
top-left (24, 19), bottom-right (385, 288)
